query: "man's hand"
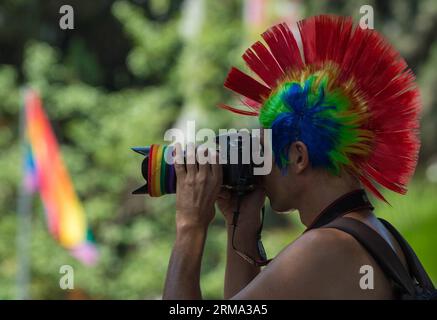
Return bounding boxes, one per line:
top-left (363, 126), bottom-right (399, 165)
top-left (174, 143), bottom-right (222, 231)
top-left (216, 187), bottom-right (266, 232)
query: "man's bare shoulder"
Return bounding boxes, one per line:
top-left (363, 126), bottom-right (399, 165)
top-left (232, 227), bottom-right (394, 299)
top-left (275, 227), bottom-right (393, 299)
top-left (283, 227), bottom-right (374, 270)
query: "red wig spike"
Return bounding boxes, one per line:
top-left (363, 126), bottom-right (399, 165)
top-left (243, 41), bottom-right (284, 88)
top-left (217, 104), bottom-right (258, 116)
top-left (224, 67), bottom-right (271, 104)
top-left (261, 23), bottom-right (304, 71)
top-left (298, 15), bottom-right (351, 65)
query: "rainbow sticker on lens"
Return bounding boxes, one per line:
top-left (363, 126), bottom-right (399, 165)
top-left (133, 144), bottom-right (176, 197)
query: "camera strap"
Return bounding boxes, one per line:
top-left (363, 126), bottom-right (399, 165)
top-left (231, 189), bottom-right (373, 267)
top-left (304, 189), bottom-right (374, 232)
top-left (231, 194), bottom-right (272, 267)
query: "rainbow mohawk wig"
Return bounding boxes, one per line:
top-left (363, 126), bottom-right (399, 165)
top-left (220, 15), bottom-right (421, 202)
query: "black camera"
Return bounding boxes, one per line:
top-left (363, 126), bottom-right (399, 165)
top-left (132, 133), bottom-right (262, 196)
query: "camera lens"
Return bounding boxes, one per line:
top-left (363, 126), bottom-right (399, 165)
top-left (132, 133), bottom-right (260, 196)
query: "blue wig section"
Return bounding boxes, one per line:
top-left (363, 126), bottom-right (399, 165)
top-left (270, 79), bottom-right (339, 170)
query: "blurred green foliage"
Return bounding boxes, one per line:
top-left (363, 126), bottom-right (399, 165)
top-left (0, 0), bottom-right (436, 299)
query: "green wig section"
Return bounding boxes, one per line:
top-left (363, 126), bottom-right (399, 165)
top-left (258, 74), bottom-right (369, 175)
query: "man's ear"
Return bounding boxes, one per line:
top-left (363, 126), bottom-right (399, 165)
top-left (289, 141), bottom-right (309, 174)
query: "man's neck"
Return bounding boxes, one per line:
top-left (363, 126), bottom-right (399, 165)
top-left (297, 183), bottom-right (362, 228)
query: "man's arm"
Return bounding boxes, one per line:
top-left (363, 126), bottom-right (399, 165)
top-left (224, 226), bottom-right (260, 298)
top-left (163, 225), bottom-right (207, 299)
top-left (217, 188), bottom-right (266, 298)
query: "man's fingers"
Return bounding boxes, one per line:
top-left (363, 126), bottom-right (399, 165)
top-left (210, 149), bottom-right (222, 182)
top-left (186, 142), bottom-right (197, 177)
top-left (198, 146), bottom-right (210, 177)
top-left (174, 143), bottom-right (186, 178)
top-left (251, 186), bottom-right (266, 196)
top-left (218, 189), bottom-right (231, 200)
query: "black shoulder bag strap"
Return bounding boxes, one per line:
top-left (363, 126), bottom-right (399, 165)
top-left (323, 217), bottom-right (417, 297)
top-left (378, 218), bottom-right (435, 291)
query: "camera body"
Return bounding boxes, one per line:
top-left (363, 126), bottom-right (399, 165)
top-left (132, 133), bottom-right (259, 196)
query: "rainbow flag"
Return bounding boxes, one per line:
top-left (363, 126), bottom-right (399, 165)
top-left (23, 89), bottom-right (98, 265)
